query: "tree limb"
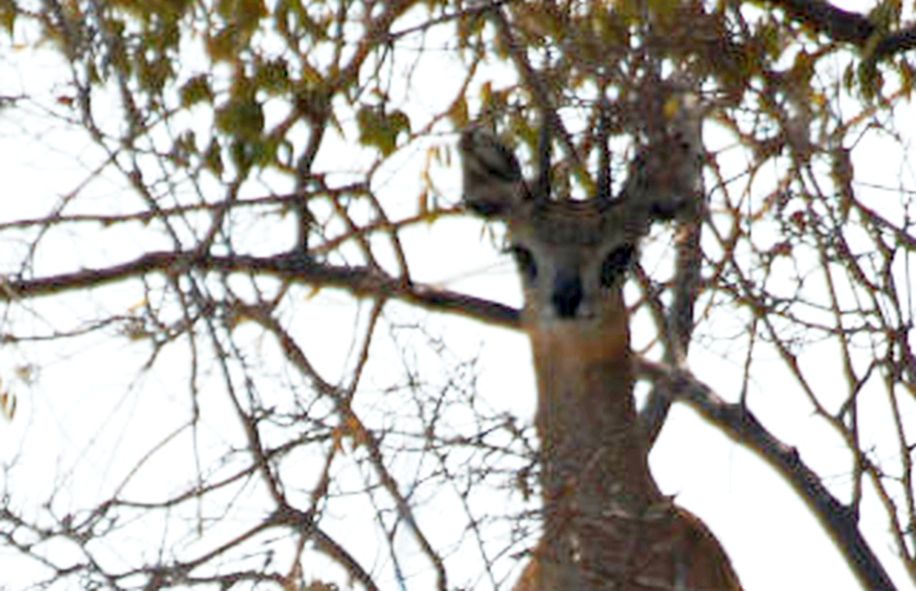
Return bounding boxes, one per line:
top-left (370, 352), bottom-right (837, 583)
top-left (766, 0), bottom-right (875, 44)
top-left (0, 251), bottom-right (521, 330)
top-left (765, 0), bottom-right (916, 62)
top-left (637, 357), bottom-right (898, 591)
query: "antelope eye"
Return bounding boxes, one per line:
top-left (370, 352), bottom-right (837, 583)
top-left (600, 244), bottom-right (635, 287)
top-left (509, 245), bottom-right (538, 281)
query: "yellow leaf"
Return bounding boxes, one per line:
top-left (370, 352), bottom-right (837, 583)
top-left (417, 189), bottom-right (429, 216)
top-left (331, 425), bottom-right (345, 453)
top-left (304, 285), bottom-right (321, 300)
top-left (447, 95), bottom-right (468, 127)
top-left (127, 298), bottom-right (148, 313)
top-left (1, 389), bottom-right (16, 421)
top-left (345, 413), bottom-right (369, 449)
top-left (14, 364), bottom-right (35, 383)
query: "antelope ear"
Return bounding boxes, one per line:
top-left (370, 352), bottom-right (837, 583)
top-left (617, 93), bottom-right (705, 225)
top-left (458, 126), bottom-right (527, 219)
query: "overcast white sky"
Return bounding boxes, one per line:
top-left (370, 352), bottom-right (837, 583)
top-left (2, 5), bottom-right (915, 590)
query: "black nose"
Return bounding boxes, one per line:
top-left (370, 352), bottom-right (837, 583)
top-left (552, 273), bottom-right (583, 318)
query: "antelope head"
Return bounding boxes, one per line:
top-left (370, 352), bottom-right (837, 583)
top-left (458, 98), bottom-right (703, 332)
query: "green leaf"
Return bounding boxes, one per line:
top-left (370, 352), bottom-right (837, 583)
top-left (356, 107), bottom-right (411, 156)
top-left (255, 58), bottom-right (290, 94)
top-left (137, 54), bottom-right (173, 94)
top-left (204, 139), bottom-right (224, 175)
top-left (216, 97), bottom-right (265, 141)
top-left (180, 75), bottom-right (214, 108)
top-left (0, 0), bottom-right (16, 36)
top-left (206, 26), bottom-right (241, 62)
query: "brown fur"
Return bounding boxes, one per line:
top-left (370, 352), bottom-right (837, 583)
top-left (458, 110), bottom-right (742, 590)
top-left (515, 307), bottom-right (742, 590)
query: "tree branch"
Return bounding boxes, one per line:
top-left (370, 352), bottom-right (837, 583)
top-left (766, 0), bottom-right (916, 62)
top-left (637, 357), bottom-right (898, 591)
top-left (874, 27), bottom-right (916, 61)
top-left (486, 5), bottom-right (586, 177)
top-left (767, 0), bottom-right (875, 45)
top-left (0, 251), bottom-right (520, 330)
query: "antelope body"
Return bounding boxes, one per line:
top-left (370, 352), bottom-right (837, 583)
top-left (458, 100), bottom-right (742, 591)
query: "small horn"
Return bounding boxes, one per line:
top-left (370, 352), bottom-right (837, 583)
top-left (595, 97), bottom-right (612, 206)
top-left (532, 117), bottom-right (552, 203)
top-left (615, 90), bottom-right (705, 229)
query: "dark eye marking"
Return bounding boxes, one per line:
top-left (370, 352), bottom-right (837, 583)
top-left (509, 245), bottom-right (538, 281)
top-left (600, 244), bottom-right (635, 287)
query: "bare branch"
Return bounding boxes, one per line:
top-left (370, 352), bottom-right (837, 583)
top-left (0, 251), bottom-right (520, 329)
top-left (637, 358), bottom-right (898, 591)
top-left (765, 0), bottom-right (916, 61)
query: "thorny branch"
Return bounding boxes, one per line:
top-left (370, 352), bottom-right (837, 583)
top-left (0, 250), bottom-right (520, 328)
top-left (2, 0), bottom-right (916, 589)
top-left (637, 359), bottom-right (898, 591)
